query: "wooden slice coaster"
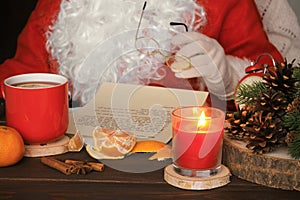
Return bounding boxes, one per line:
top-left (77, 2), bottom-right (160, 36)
top-left (164, 164), bottom-right (231, 190)
top-left (24, 135), bottom-right (70, 157)
top-left (222, 134), bottom-right (300, 191)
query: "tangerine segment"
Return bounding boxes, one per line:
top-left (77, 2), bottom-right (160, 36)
top-left (0, 126), bottom-right (25, 167)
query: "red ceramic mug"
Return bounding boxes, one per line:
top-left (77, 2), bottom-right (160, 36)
top-left (2, 73), bottom-right (69, 144)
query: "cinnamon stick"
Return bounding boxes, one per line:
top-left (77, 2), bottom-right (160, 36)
top-left (65, 159), bottom-right (104, 172)
top-left (41, 157), bottom-right (73, 175)
top-left (87, 162), bottom-right (104, 172)
top-left (64, 159), bottom-right (84, 165)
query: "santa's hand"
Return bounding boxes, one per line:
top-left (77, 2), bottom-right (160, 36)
top-left (170, 32), bottom-right (249, 100)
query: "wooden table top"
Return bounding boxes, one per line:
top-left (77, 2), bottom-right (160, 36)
top-left (1, 150), bottom-right (299, 200)
top-left (0, 101), bottom-right (299, 199)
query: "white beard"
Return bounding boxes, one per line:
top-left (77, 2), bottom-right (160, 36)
top-left (46, 0), bottom-right (206, 105)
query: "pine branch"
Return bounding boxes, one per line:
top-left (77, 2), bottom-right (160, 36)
top-left (283, 111), bottom-right (300, 132)
top-left (288, 133), bottom-right (300, 159)
top-left (293, 64), bottom-right (300, 81)
top-left (235, 81), bottom-right (267, 105)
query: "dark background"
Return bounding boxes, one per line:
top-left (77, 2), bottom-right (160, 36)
top-left (0, 0), bottom-right (37, 115)
top-left (0, 0), bottom-right (38, 63)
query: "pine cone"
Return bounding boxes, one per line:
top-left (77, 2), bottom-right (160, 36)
top-left (283, 97), bottom-right (300, 133)
top-left (244, 110), bottom-right (287, 154)
top-left (225, 105), bottom-right (254, 140)
top-left (286, 97), bottom-right (300, 113)
top-left (254, 90), bottom-right (288, 117)
top-left (243, 90), bottom-right (288, 154)
top-left (263, 60), bottom-right (297, 102)
top-left (285, 130), bottom-right (297, 144)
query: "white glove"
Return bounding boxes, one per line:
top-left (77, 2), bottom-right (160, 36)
top-left (170, 32), bottom-right (250, 100)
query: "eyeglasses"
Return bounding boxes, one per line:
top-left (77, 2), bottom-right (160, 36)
top-left (135, 1), bottom-right (191, 72)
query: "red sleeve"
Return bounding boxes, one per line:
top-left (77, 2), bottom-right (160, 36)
top-left (198, 0), bottom-right (283, 64)
top-left (0, 0), bottom-right (62, 97)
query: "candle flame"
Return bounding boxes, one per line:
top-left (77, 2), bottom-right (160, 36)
top-left (197, 111), bottom-right (206, 128)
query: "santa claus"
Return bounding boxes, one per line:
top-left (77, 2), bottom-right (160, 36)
top-left (1, 0), bottom-right (293, 106)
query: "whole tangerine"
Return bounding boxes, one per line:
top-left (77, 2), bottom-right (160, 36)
top-left (0, 126), bottom-right (25, 167)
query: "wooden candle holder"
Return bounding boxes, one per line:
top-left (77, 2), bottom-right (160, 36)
top-left (164, 164), bottom-right (231, 190)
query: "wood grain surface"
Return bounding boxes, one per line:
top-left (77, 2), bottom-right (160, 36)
top-left (223, 134), bottom-right (300, 191)
top-left (0, 102), bottom-right (300, 199)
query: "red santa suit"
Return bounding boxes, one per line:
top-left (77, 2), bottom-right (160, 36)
top-left (0, 0), bottom-right (283, 105)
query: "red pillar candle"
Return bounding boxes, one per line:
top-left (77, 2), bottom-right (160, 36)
top-left (172, 106), bottom-right (225, 172)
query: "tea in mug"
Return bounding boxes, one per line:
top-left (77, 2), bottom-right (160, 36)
top-left (12, 82), bottom-right (60, 88)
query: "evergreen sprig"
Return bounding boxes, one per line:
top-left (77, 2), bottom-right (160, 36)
top-left (288, 133), bottom-right (300, 159)
top-left (235, 81), bottom-right (267, 105)
top-left (293, 65), bottom-right (300, 98)
top-left (282, 111), bottom-right (300, 132)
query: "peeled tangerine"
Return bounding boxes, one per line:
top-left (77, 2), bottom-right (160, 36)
top-left (86, 127), bottom-right (136, 160)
